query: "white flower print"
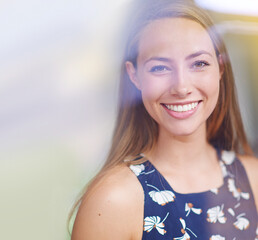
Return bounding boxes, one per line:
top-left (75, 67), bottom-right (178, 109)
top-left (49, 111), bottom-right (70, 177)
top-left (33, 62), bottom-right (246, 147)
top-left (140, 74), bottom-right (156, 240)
top-left (174, 218), bottom-right (197, 240)
top-left (228, 208), bottom-right (250, 231)
top-left (219, 161), bottom-right (234, 178)
top-left (221, 150), bottom-right (235, 165)
top-left (129, 164), bottom-right (145, 176)
top-left (233, 213), bottom-right (250, 230)
top-left (227, 208), bottom-right (235, 217)
top-left (234, 202), bottom-right (241, 209)
top-left (219, 161), bottom-right (228, 177)
top-left (219, 150), bottom-right (236, 178)
top-left (147, 184), bottom-right (175, 205)
top-left (210, 188), bottom-right (219, 195)
top-left (144, 212), bottom-right (169, 235)
top-left (185, 203), bottom-right (202, 217)
top-left (207, 204), bottom-right (227, 224)
top-left (228, 178), bottom-right (250, 201)
top-left (210, 235), bottom-right (225, 240)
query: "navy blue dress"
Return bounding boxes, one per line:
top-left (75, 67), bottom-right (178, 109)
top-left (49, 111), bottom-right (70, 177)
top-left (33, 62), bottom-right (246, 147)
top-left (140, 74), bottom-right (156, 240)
top-left (129, 150), bottom-right (258, 240)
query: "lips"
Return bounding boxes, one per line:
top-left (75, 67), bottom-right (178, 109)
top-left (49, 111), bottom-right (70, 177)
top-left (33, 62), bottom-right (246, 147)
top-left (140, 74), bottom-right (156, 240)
top-left (163, 101), bottom-right (200, 112)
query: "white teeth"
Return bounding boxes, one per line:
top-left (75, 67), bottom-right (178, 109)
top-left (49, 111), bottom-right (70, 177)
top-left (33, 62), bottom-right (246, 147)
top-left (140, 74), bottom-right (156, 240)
top-left (165, 102), bottom-right (198, 112)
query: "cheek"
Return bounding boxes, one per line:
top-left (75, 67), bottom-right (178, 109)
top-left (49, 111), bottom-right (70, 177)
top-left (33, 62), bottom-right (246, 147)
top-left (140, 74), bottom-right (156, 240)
top-left (139, 78), bottom-right (168, 119)
top-left (199, 70), bottom-right (220, 94)
top-left (141, 84), bottom-right (162, 99)
top-left (209, 83), bottom-right (220, 109)
top-left (139, 74), bottom-right (168, 100)
top-left (210, 73), bottom-right (220, 96)
top-left (203, 74), bottom-right (220, 108)
top-left (141, 86), bottom-right (160, 112)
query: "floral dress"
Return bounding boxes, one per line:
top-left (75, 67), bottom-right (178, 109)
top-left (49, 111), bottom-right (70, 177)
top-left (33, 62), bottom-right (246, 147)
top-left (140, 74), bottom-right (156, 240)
top-left (129, 150), bottom-right (258, 240)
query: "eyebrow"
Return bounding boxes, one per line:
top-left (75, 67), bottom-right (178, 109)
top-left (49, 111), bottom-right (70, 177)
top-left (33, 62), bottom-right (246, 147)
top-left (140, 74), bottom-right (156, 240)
top-left (185, 50), bottom-right (213, 60)
top-left (144, 50), bottom-right (213, 65)
top-left (144, 57), bottom-right (172, 65)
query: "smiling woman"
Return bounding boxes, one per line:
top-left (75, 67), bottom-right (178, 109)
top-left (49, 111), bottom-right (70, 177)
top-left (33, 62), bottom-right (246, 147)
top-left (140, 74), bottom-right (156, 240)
top-left (126, 18), bottom-right (222, 136)
top-left (70, 0), bottom-right (258, 239)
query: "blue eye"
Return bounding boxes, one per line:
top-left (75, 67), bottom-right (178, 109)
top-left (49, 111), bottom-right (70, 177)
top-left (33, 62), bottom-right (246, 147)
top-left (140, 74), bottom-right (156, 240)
top-left (192, 61), bottom-right (210, 69)
top-left (149, 65), bottom-right (170, 72)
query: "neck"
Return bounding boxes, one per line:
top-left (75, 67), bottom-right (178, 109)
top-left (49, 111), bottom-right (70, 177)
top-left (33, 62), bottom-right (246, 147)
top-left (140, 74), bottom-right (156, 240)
top-left (147, 125), bottom-right (216, 171)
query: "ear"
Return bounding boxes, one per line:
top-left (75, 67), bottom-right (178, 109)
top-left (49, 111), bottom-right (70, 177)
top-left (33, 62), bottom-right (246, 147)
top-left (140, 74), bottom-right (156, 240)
top-left (218, 54), bottom-right (224, 79)
top-left (125, 61), bottom-right (141, 90)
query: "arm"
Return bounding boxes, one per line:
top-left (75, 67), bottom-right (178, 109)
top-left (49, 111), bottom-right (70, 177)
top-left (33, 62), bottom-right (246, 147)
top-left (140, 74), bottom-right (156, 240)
top-left (238, 154), bottom-right (258, 212)
top-left (71, 165), bottom-right (144, 240)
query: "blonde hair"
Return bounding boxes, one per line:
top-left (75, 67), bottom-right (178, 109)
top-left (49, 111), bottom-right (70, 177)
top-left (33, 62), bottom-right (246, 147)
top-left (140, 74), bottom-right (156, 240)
top-left (106, 0), bottom-right (252, 167)
top-left (68, 0), bottom-right (253, 232)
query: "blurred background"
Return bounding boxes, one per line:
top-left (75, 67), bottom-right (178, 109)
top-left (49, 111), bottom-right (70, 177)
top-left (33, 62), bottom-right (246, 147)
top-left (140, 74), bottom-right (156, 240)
top-left (0, 0), bottom-right (257, 239)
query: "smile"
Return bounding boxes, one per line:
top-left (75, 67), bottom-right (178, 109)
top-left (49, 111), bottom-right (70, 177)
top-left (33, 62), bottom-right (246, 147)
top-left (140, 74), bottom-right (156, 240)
top-left (164, 102), bottom-right (199, 112)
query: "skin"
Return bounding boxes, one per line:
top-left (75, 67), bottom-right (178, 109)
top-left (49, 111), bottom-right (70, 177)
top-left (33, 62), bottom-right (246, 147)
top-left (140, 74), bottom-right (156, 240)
top-left (71, 18), bottom-right (258, 240)
top-left (127, 18), bottom-right (222, 139)
top-left (126, 18), bottom-right (225, 193)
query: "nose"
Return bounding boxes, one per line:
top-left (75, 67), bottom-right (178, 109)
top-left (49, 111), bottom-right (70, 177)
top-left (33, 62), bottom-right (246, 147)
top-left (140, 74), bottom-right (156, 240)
top-left (170, 68), bottom-right (191, 98)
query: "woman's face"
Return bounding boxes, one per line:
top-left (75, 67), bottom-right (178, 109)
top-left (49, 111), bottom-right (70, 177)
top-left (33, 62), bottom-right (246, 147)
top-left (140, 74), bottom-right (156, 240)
top-left (126, 17), bottom-right (223, 138)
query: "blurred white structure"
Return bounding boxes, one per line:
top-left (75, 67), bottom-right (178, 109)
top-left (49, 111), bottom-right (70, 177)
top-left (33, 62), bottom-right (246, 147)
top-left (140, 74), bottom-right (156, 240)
top-left (195, 0), bottom-right (258, 16)
top-left (0, 0), bottom-right (130, 239)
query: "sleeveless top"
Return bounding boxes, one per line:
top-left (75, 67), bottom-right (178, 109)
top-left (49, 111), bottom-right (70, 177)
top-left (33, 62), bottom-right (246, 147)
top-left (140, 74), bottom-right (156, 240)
top-left (129, 150), bottom-right (258, 240)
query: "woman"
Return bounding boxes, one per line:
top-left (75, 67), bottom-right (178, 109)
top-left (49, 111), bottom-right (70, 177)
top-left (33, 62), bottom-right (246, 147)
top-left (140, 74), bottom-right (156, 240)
top-left (71, 0), bottom-right (258, 239)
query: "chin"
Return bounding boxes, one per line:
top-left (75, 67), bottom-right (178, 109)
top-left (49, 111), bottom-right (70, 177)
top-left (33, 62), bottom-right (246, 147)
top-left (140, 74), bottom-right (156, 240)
top-left (172, 130), bottom-right (197, 137)
top-left (161, 122), bottom-right (206, 139)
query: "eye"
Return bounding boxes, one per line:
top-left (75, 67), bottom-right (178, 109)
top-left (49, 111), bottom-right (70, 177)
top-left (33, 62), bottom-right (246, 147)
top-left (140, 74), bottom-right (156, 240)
top-left (149, 65), bottom-right (171, 73)
top-left (192, 61), bottom-right (210, 69)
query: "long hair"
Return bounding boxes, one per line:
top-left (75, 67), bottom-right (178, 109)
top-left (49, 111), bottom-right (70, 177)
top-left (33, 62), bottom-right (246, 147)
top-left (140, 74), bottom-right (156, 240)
top-left (105, 0), bottom-right (253, 168)
top-left (68, 0), bottom-right (253, 232)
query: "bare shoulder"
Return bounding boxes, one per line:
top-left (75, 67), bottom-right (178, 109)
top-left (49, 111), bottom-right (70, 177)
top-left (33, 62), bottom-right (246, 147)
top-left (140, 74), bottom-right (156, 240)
top-left (238, 154), bottom-right (258, 210)
top-left (71, 164), bottom-right (144, 240)
top-left (238, 154), bottom-right (258, 179)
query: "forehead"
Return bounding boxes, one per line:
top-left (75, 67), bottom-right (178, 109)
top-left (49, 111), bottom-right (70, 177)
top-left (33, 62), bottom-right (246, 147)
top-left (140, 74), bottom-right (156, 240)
top-left (137, 17), bottom-right (216, 59)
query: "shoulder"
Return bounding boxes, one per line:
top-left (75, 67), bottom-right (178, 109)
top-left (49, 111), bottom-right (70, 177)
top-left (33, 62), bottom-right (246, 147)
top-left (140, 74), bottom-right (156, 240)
top-left (238, 154), bottom-right (258, 183)
top-left (71, 164), bottom-right (144, 240)
top-left (238, 154), bottom-right (258, 210)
